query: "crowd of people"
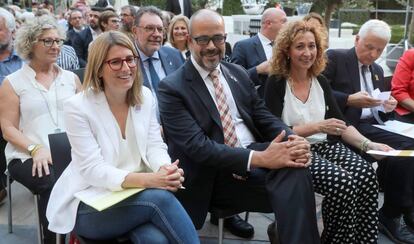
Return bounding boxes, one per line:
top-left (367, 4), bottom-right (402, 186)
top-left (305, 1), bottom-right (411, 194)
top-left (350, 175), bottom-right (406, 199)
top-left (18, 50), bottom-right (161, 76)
top-left (1, 1), bottom-right (414, 244)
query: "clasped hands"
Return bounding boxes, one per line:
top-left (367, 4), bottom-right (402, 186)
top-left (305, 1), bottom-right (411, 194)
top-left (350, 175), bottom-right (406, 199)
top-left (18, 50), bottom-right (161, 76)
top-left (253, 130), bottom-right (311, 170)
top-left (155, 160), bottom-right (185, 192)
top-left (348, 91), bottom-right (397, 112)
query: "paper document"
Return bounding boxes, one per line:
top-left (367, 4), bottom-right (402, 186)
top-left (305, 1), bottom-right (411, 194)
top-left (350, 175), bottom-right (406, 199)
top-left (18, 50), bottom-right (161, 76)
top-left (75, 187), bottom-right (144, 211)
top-left (371, 89), bottom-right (391, 112)
top-left (367, 150), bottom-right (414, 157)
top-left (374, 120), bottom-right (414, 139)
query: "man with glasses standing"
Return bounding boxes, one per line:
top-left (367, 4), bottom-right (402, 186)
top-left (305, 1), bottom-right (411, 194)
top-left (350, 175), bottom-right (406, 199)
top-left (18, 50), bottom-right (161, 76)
top-left (231, 8), bottom-right (286, 97)
top-left (120, 5), bottom-right (137, 42)
top-left (132, 6), bottom-right (184, 104)
top-left (158, 9), bottom-right (320, 244)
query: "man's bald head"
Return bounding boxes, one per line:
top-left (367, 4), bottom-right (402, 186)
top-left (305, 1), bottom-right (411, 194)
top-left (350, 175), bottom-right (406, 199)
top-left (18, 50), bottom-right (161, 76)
top-left (189, 9), bottom-right (224, 36)
top-left (260, 8), bottom-right (287, 41)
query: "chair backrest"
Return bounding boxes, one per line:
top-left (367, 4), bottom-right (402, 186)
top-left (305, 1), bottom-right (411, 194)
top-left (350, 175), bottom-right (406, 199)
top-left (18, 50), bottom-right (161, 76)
top-left (71, 68), bottom-right (86, 84)
top-left (48, 132), bottom-right (72, 179)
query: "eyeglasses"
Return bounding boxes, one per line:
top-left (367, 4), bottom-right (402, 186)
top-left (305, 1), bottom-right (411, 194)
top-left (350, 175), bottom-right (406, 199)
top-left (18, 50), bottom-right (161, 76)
top-left (191, 35), bottom-right (226, 46)
top-left (120, 13), bottom-right (132, 17)
top-left (38, 38), bottom-right (65, 47)
top-left (138, 25), bottom-right (165, 34)
top-left (109, 19), bottom-right (120, 24)
top-left (104, 56), bottom-right (139, 71)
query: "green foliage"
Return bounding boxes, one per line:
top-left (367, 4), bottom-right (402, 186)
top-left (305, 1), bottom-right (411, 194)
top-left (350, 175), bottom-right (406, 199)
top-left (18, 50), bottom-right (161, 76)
top-left (129, 0), bottom-right (165, 8)
top-left (222, 0), bottom-right (244, 15)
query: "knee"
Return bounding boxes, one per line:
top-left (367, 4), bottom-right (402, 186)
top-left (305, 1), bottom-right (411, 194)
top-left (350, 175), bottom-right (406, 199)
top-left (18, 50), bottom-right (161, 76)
top-left (354, 163), bottom-right (378, 191)
top-left (139, 189), bottom-right (178, 209)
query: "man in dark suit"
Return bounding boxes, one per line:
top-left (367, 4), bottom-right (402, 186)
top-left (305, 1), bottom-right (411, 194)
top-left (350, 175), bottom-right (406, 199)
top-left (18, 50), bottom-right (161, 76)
top-left (323, 19), bottom-right (414, 243)
top-left (72, 6), bottom-right (102, 67)
top-left (65, 9), bottom-right (84, 47)
top-left (231, 8), bottom-right (286, 97)
top-left (166, 0), bottom-right (192, 18)
top-left (132, 6), bottom-right (184, 98)
top-left (158, 9), bottom-right (320, 244)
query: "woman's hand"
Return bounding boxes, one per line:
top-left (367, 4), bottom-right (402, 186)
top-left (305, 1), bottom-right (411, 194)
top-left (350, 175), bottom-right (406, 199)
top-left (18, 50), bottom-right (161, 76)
top-left (151, 160), bottom-right (184, 192)
top-left (366, 142), bottom-right (394, 160)
top-left (31, 147), bottom-right (53, 177)
top-left (318, 118), bottom-right (347, 136)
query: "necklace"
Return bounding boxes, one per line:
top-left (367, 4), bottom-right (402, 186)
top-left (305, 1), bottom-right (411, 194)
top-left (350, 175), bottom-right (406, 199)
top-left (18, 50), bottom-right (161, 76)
top-left (35, 67), bottom-right (61, 133)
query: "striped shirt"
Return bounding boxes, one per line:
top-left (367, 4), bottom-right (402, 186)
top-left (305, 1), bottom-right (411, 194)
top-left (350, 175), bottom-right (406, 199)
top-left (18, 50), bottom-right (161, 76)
top-left (57, 45), bottom-right (80, 70)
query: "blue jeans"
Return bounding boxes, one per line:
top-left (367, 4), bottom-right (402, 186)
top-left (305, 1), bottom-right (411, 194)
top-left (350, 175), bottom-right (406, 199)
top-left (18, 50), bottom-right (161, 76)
top-left (74, 189), bottom-right (199, 244)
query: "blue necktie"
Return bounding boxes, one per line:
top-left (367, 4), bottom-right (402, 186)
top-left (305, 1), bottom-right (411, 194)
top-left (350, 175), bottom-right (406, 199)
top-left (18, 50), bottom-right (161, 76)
top-left (147, 57), bottom-right (160, 95)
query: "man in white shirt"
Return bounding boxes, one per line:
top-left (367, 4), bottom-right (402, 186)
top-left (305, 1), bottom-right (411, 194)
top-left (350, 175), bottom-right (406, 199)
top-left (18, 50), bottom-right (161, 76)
top-left (231, 8), bottom-right (286, 97)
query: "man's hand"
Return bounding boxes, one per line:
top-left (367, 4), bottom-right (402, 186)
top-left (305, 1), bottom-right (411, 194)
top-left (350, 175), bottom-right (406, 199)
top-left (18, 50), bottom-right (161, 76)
top-left (251, 131), bottom-right (311, 169)
top-left (255, 60), bottom-right (271, 75)
top-left (347, 91), bottom-right (382, 108)
top-left (383, 96), bottom-right (398, 113)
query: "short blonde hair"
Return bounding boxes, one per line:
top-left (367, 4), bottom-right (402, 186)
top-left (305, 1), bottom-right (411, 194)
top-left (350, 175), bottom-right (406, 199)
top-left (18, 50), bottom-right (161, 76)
top-left (271, 20), bottom-right (327, 78)
top-left (167, 15), bottom-right (189, 48)
top-left (15, 15), bottom-right (65, 60)
top-left (83, 31), bottom-right (143, 106)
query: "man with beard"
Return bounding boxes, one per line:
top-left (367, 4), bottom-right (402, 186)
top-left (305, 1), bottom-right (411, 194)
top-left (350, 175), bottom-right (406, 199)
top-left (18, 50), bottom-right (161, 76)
top-left (65, 9), bottom-right (85, 47)
top-left (132, 6), bottom-right (184, 102)
top-left (120, 5), bottom-right (136, 42)
top-left (72, 6), bottom-right (102, 67)
top-left (0, 7), bottom-right (22, 204)
top-left (231, 8), bottom-right (286, 97)
top-left (158, 9), bottom-right (320, 244)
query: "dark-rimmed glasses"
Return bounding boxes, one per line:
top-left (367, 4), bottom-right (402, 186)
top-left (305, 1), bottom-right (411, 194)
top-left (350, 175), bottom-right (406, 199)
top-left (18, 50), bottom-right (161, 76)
top-left (137, 25), bottom-right (165, 34)
top-left (104, 56), bottom-right (139, 71)
top-left (191, 34), bottom-right (227, 46)
top-left (38, 38), bottom-right (65, 47)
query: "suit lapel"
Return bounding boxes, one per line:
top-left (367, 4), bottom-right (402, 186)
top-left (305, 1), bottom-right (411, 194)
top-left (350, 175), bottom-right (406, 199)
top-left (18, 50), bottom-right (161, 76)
top-left (139, 60), bottom-right (150, 88)
top-left (253, 35), bottom-right (267, 62)
top-left (159, 49), bottom-right (175, 75)
top-left (185, 62), bottom-right (223, 129)
top-left (91, 92), bottom-right (119, 156)
top-left (369, 65), bottom-right (383, 90)
top-left (346, 48), bottom-right (361, 92)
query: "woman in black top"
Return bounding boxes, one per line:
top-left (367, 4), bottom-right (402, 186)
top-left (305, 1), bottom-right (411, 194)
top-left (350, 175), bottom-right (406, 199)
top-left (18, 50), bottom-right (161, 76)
top-left (265, 20), bottom-right (391, 243)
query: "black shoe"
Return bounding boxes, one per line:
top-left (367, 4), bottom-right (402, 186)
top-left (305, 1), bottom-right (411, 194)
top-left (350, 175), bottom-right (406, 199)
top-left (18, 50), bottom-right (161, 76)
top-left (210, 214), bottom-right (254, 238)
top-left (379, 210), bottom-right (414, 244)
top-left (267, 222), bottom-right (280, 244)
top-left (404, 211), bottom-right (414, 230)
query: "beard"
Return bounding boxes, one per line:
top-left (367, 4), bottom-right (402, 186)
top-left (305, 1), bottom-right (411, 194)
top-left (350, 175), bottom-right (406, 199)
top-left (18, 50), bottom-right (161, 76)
top-left (0, 42), bottom-right (10, 52)
top-left (199, 48), bottom-right (223, 70)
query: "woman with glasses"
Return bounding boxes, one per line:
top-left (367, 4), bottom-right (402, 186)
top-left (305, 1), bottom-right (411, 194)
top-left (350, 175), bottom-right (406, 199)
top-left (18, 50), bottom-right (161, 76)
top-left (166, 15), bottom-right (190, 59)
top-left (99, 10), bottom-right (120, 32)
top-left (0, 16), bottom-right (82, 244)
top-left (46, 31), bottom-right (200, 244)
top-left (264, 20), bottom-right (392, 243)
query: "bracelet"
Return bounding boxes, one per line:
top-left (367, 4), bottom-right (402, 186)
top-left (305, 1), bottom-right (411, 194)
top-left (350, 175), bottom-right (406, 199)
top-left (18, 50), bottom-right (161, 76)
top-left (360, 139), bottom-right (371, 153)
top-left (30, 145), bottom-right (43, 157)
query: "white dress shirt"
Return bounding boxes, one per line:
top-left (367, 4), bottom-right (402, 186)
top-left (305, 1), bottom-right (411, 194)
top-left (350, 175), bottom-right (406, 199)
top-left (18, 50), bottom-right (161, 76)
top-left (359, 63), bottom-right (375, 119)
top-left (257, 32), bottom-right (273, 61)
top-left (191, 57), bottom-right (255, 168)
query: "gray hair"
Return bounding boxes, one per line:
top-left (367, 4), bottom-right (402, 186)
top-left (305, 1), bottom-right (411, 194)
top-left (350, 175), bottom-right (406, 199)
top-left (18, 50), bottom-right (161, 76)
top-left (15, 15), bottom-right (66, 60)
top-left (358, 19), bottom-right (391, 43)
top-left (134, 6), bottom-right (162, 27)
top-left (121, 5), bottom-right (137, 17)
top-left (0, 7), bottom-right (16, 32)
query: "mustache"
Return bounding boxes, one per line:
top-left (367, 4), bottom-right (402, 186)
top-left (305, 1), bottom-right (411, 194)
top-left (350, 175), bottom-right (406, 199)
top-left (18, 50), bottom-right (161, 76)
top-left (200, 48), bottom-right (221, 57)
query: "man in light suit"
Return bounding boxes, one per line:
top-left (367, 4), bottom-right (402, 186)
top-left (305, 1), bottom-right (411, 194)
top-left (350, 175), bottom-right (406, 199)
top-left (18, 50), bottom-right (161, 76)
top-left (132, 6), bottom-right (184, 99)
top-left (323, 19), bottom-right (414, 243)
top-left (72, 6), bottom-right (102, 67)
top-left (166, 0), bottom-right (192, 18)
top-left (158, 9), bottom-right (321, 244)
top-left (231, 8), bottom-right (286, 97)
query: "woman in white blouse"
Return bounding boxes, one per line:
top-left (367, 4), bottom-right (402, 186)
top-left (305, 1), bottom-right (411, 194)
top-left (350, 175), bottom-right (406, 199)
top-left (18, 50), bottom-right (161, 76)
top-left (264, 21), bottom-right (391, 243)
top-left (166, 15), bottom-right (190, 59)
top-left (46, 31), bottom-right (199, 243)
top-left (0, 16), bottom-right (81, 244)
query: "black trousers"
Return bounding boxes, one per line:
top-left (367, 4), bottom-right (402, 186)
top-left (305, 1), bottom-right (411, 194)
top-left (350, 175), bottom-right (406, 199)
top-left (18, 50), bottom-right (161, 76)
top-left (357, 121), bottom-right (414, 216)
top-left (0, 133), bottom-right (7, 189)
top-left (395, 113), bottom-right (414, 124)
top-left (8, 158), bottom-right (57, 244)
top-left (210, 142), bottom-right (321, 244)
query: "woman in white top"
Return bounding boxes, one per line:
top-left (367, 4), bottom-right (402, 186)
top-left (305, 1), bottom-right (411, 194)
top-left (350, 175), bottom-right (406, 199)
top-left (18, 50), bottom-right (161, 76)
top-left (46, 31), bottom-right (199, 243)
top-left (264, 21), bottom-right (391, 243)
top-left (0, 16), bottom-right (81, 244)
top-left (166, 15), bottom-right (190, 59)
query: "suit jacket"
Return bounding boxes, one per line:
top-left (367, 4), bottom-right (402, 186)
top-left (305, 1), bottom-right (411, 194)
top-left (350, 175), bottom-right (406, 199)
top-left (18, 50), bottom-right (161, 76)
top-left (323, 47), bottom-right (391, 126)
top-left (166, 0), bottom-right (192, 18)
top-left (231, 35), bottom-right (268, 96)
top-left (158, 60), bottom-right (292, 229)
top-left (72, 27), bottom-right (93, 68)
top-left (139, 46), bottom-right (185, 91)
top-left (47, 87), bottom-right (170, 233)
